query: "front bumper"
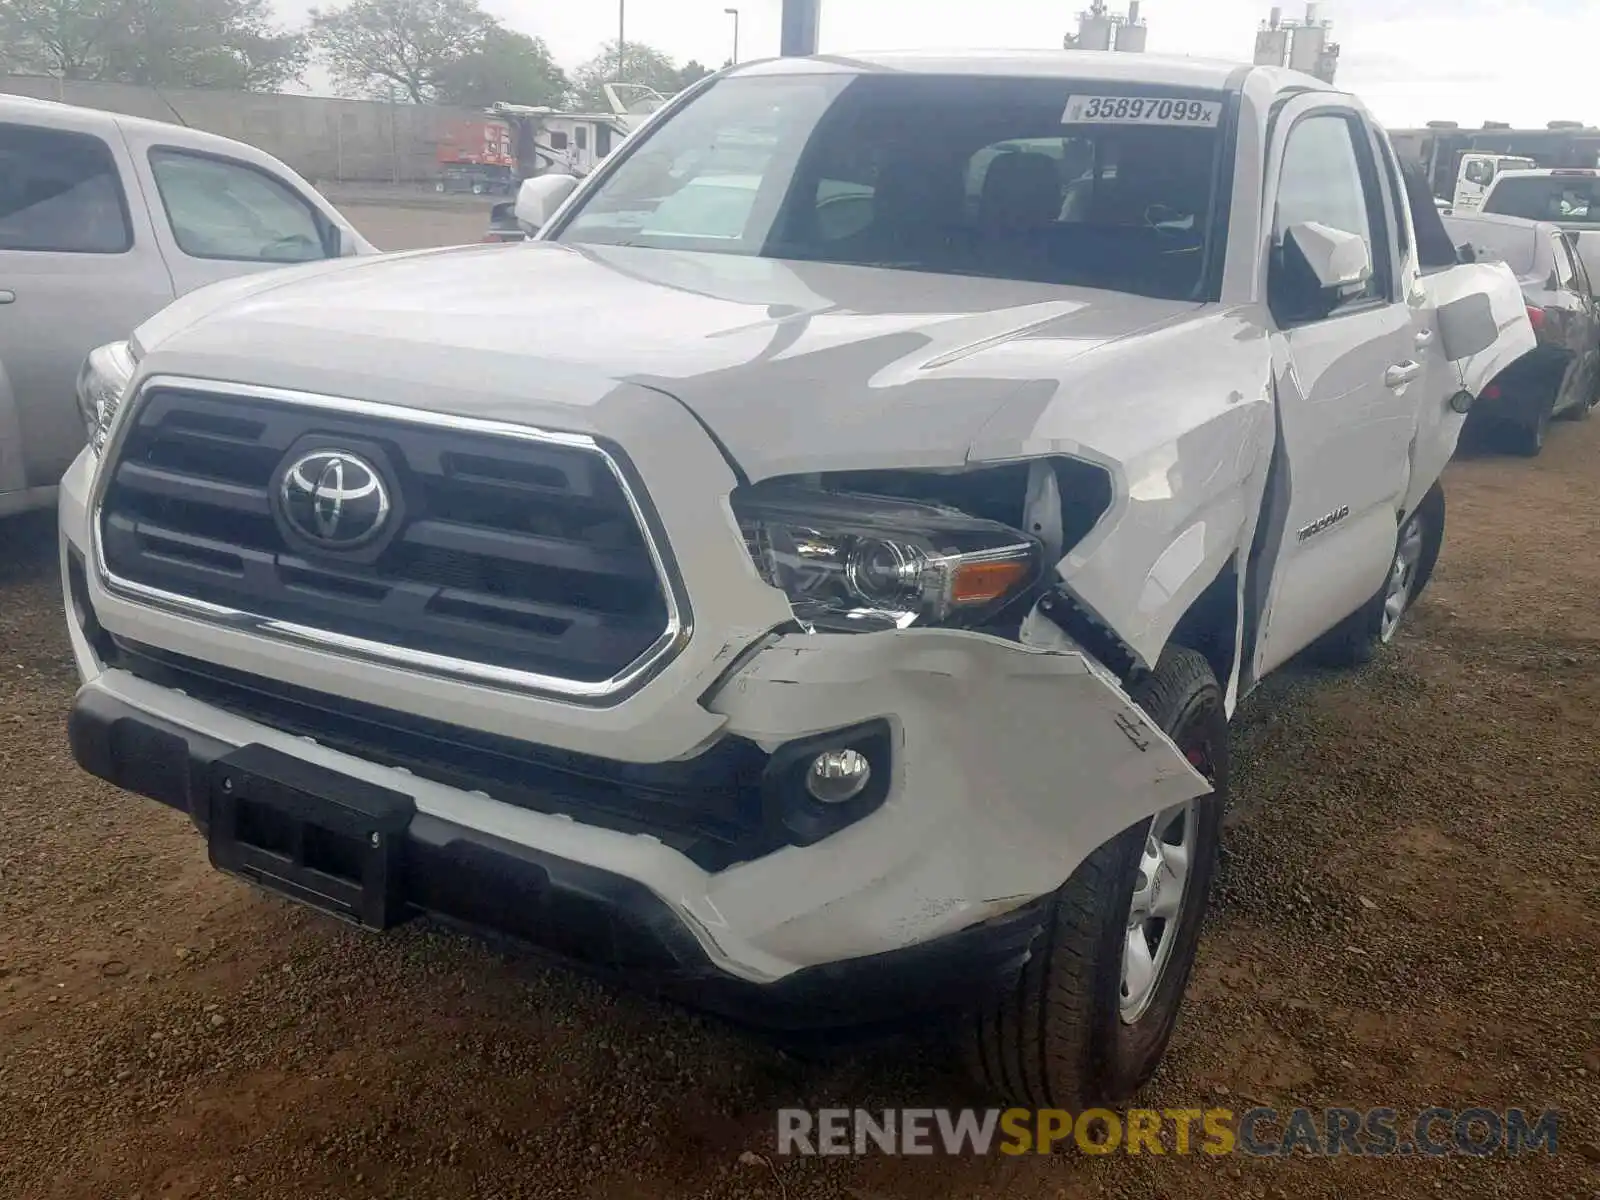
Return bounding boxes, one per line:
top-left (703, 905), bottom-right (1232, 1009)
top-left (66, 685), bottom-right (1049, 1029)
top-left (61, 387), bottom-right (1207, 997)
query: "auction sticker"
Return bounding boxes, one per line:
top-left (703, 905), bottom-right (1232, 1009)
top-left (1062, 95), bottom-right (1222, 127)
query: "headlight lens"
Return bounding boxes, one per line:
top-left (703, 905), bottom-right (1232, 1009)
top-left (733, 485), bottom-right (1042, 632)
top-left (76, 341), bottom-right (136, 457)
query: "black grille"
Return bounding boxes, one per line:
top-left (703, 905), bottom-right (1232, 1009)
top-left (99, 389), bottom-right (674, 688)
top-left (102, 639), bottom-right (778, 872)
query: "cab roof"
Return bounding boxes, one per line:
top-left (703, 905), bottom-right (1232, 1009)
top-left (0, 90), bottom-right (272, 151)
top-left (1494, 167), bottom-right (1600, 180)
top-left (732, 49), bottom-right (1334, 96)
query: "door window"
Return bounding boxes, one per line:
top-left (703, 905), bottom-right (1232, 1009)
top-left (0, 123), bottom-right (132, 253)
top-left (148, 148), bottom-right (328, 263)
top-left (1272, 112), bottom-right (1390, 318)
top-left (1553, 233), bottom-right (1583, 292)
top-left (576, 125), bottom-right (588, 152)
top-left (1375, 133), bottom-right (1412, 261)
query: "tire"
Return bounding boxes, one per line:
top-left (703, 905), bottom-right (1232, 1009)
top-left (961, 646), bottom-right (1227, 1108)
top-left (1504, 400), bottom-right (1552, 456)
top-left (1310, 483), bottom-right (1441, 667)
top-left (1565, 366), bottom-right (1594, 420)
top-left (1408, 483), bottom-right (1446, 604)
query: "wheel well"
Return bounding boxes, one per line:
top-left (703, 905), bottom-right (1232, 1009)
top-left (1169, 562), bottom-right (1239, 692)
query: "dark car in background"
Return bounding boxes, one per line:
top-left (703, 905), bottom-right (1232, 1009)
top-left (1444, 211), bottom-right (1600, 454)
top-left (483, 201), bottom-right (525, 243)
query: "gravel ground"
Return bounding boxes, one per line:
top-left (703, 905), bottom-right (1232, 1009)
top-left (1, 209), bottom-right (1596, 1198)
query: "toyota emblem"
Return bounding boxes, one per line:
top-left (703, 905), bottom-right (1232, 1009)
top-left (279, 450), bottom-right (391, 549)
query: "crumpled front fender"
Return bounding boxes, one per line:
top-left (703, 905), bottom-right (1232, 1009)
top-left (700, 626), bottom-right (1210, 974)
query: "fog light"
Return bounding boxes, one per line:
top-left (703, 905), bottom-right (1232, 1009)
top-left (804, 749), bottom-right (872, 804)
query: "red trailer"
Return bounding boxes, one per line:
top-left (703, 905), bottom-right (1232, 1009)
top-left (435, 119), bottom-right (517, 195)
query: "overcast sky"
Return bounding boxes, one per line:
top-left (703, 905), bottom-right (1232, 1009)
top-left (273, 0), bottom-right (1598, 128)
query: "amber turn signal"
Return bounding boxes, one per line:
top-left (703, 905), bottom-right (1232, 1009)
top-left (951, 560), bottom-right (1032, 606)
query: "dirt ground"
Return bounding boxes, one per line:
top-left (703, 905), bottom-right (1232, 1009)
top-left (339, 200), bottom-right (493, 252)
top-left (2, 206), bottom-right (1597, 1199)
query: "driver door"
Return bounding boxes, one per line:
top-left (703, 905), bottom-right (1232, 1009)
top-left (116, 122), bottom-right (344, 296)
top-left (1250, 98), bottom-right (1418, 679)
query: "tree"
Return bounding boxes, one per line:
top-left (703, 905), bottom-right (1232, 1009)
top-left (569, 40), bottom-right (684, 111)
top-left (0, 0), bottom-right (304, 88)
top-left (0, 0), bottom-right (128, 79)
top-left (308, 0), bottom-right (495, 103)
top-left (670, 59), bottom-right (714, 92)
top-left (433, 26), bottom-right (566, 109)
top-left (106, 0), bottom-right (305, 90)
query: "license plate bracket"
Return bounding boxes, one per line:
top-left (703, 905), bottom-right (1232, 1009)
top-left (208, 744), bottom-right (416, 930)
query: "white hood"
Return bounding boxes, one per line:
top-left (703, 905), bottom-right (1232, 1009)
top-left (132, 241), bottom-right (1203, 480)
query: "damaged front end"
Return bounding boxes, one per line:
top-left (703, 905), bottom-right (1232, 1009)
top-left (691, 466), bottom-right (1213, 974)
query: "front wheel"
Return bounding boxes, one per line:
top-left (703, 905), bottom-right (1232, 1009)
top-left (961, 647), bottom-right (1227, 1107)
top-left (1311, 483), bottom-right (1443, 667)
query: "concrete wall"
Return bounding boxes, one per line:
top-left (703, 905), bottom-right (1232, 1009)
top-left (0, 74), bottom-right (483, 183)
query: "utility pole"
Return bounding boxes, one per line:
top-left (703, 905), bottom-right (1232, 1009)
top-left (387, 83), bottom-right (399, 184)
top-left (780, 0), bottom-right (819, 56)
top-left (617, 0), bottom-right (626, 81)
top-left (725, 7), bottom-right (741, 64)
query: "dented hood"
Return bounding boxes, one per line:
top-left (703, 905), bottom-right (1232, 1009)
top-left (133, 241), bottom-right (1200, 480)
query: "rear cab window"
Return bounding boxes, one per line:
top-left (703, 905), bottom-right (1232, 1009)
top-left (1485, 174), bottom-right (1600, 225)
top-left (0, 122), bottom-right (133, 254)
top-left (554, 73), bottom-right (1233, 302)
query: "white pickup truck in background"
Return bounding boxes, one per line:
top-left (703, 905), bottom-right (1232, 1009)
top-left (61, 52), bottom-right (1533, 1107)
top-left (0, 95), bottom-right (375, 519)
top-left (1482, 166), bottom-right (1600, 295)
top-left (1450, 151), bottom-right (1537, 214)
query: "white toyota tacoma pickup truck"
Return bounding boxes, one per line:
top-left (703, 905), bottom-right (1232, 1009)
top-left (60, 52), bottom-right (1532, 1105)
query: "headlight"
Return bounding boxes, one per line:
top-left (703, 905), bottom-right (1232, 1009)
top-left (76, 341), bottom-right (136, 458)
top-left (733, 485), bottom-right (1042, 632)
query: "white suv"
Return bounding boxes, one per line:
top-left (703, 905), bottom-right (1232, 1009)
top-left (60, 52), bottom-right (1531, 1105)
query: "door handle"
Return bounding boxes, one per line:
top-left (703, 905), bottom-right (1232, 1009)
top-left (1414, 328), bottom-right (1434, 349)
top-left (0, 290), bottom-right (14, 304)
top-left (1385, 361), bottom-right (1423, 389)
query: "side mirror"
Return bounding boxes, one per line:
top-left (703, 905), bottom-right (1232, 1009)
top-left (1456, 242), bottom-right (1478, 265)
top-left (515, 174), bottom-right (579, 234)
top-left (1286, 221), bottom-right (1373, 294)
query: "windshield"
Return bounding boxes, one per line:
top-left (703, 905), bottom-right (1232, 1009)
top-left (1485, 175), bottom-right (1600, 225)
top-left (554, 73), bottom-right (1228, 301)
